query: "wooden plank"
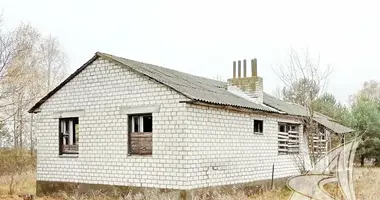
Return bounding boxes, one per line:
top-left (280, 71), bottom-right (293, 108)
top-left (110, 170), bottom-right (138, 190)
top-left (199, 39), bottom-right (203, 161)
top-left (130, 132), bottom-right (152, 155)
top-left (278, 124), bottom-right (301, 155)
top-left (288, 130), bottom-right (299, 134)
top-left (61, 144), bottom-right (78, 154)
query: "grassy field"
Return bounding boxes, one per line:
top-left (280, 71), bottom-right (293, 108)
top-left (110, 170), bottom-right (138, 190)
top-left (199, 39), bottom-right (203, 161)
top-left (0, 167), bottom-right (379, 199)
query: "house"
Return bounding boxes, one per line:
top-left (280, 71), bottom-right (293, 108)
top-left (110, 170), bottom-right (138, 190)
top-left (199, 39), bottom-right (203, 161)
top-left (28, 52), bottom-right (353, 197)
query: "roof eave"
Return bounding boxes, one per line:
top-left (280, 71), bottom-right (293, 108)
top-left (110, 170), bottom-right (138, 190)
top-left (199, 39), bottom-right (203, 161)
top-left (182, 99), bottom-right (280, 114)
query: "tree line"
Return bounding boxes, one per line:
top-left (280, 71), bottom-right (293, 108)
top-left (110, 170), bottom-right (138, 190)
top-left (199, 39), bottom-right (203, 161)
top-left (0, 15), bottom-right (68, 152)
top-left (275, 49), bottom-right (380, 166)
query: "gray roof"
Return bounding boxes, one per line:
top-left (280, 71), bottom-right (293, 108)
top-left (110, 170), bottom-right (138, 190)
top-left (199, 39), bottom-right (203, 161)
top-left (98, 52), bottom-right (275, 112)
top-left (263, 93), bottom-right (310, 116)
top-left (29, 52), bottom-right (354, 134)
top-left (263, 93), bottom-right (354, 134)
top-left (313, 116), bottom-right (354, 134)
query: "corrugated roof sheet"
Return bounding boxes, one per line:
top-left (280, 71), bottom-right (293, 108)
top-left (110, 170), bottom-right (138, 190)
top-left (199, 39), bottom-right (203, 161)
top-left (263, 93), bottom-right (354, 133)
top-left (98, 52), bottom-right (276, 112)
top-left (313, 116), bottom-right (354, 134)
top-left (263, 93), bottom-right (310, 116)
top-left (28, 52), bottom-right (354, 134)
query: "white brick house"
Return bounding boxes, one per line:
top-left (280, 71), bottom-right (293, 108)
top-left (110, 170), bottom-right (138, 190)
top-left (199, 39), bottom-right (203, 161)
top-left (29, 52), bottom-right (353, 194)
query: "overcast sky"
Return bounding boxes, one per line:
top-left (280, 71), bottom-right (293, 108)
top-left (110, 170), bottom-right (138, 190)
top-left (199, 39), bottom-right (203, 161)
top-left (2, 0), bottom-right (379, 104)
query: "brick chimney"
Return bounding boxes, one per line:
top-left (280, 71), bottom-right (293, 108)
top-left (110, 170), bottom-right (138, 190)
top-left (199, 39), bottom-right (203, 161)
top-left (227, 58), bottom-right (263, 104)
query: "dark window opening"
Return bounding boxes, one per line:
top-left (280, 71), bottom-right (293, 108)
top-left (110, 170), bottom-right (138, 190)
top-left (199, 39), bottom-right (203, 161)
top-left (279, 124), bottom-right (286, 132)
top-left (318, 124), bottom-right (327, 141)
top-left (132, 116), bottom-right (140, 132)
top-left (288, 125), bottom-right (299, 132)
top-left (128, 114), bottom-right (153, 155)
top-left (142, 115), bottom-right (152, 132)
top-left (59, 118), bottom-right (79, 155)
top-left (319, 124), bottom-right (325, 133)
top-left (254, 120), bottom-right (263, 133)
top-left (321, 134), bottom-right (326, 141)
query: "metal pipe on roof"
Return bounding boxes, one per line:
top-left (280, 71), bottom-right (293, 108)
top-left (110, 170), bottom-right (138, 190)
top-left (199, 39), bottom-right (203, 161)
top-left (233, 61), bottom-right (236, 78)
top-left (243, 59), bottom-right (247, 78)
top-left (251, 58), bottom-right (257, 77)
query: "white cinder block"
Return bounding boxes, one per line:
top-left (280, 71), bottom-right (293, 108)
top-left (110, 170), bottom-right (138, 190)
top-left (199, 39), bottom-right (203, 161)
top-left (35, 57), bottom-right (308, 190)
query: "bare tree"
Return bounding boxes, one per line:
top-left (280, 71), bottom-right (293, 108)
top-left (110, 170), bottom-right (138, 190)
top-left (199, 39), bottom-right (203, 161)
top-left (38, 34), bottom-right (68, 92)
top-left (273, 48), bottom-right (333, 167)
top-left (272, 85), bottom-right (283, 99)
top-left (0, 14), bottom-right (14, 78)
top-left (2, 23), bottom-right (40, 149)
top-left (274, 48), bottom-right (332, 104)
top-left (281, 78), bottom-right (320, 106)
top-left (0, 120), bottom-right (10, 147)
top-left (0, 20), bottom-right (68, 151)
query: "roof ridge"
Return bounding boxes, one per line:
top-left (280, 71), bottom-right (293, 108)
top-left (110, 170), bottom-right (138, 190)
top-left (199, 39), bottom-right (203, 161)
top-left (97, 52), bottom-right (275, 112)
top-left (96, 52), bottom-right (227, 86)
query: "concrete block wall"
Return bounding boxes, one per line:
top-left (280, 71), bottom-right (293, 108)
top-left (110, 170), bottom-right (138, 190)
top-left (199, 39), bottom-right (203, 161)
top-left (35, 57), bottom-right (191, 189)
top-left (183, 104), bottom-right (308, 188)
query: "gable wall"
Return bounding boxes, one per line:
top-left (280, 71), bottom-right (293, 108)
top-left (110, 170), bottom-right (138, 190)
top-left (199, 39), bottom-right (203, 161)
top-left (183, 104), bottom-right (310, 188)
top-left (35, 57), bottom-right (191, 189)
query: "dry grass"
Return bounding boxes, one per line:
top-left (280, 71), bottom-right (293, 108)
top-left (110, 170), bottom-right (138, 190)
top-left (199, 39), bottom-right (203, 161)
top-left (323, 167), bottom-right (380, 200)
top-left (0, 167), bottom-right (379, 199)
top-left (0, 170), bottom-right (36, 195)
top-left (352, 167), bottom-right (380, 199)
top-left (249, 187), bottom-right (291, 200)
